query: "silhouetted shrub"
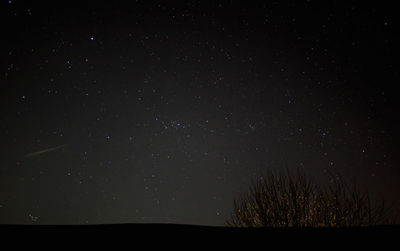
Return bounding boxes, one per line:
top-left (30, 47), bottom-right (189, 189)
top-left (226, 170), bottom-right (390, 227)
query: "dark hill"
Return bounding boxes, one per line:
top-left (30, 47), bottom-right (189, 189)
top-left (1, 223), bottom-right (398, 232)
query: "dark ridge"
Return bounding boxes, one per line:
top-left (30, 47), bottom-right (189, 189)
top-left (1, 223), bottom-right (399, 231)
top-left (2, 224), bottom-right (398, 245)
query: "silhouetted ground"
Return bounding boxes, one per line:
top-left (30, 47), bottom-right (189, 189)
top-left (1, 224), bottom-right (398, 246)
top-left (1, 223), bottom-right (399, 232)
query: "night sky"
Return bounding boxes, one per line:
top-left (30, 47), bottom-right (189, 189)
top-left (1, 1), bottom-right (399, 225)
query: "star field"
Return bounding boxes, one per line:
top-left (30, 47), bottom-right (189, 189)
top-left (0, 1), bottom-right (399, 225)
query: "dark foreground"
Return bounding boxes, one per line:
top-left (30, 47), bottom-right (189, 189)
top-left (1, 223), bottom-right (398, 232)
top-left (1, 224), bottom-right (398, 245)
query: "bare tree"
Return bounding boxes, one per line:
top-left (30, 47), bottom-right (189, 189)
top-left (226, 170), bottom-right (391, 227)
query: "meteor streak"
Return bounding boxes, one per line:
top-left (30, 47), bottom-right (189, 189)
top-left (24, 144), bottom-right (67, 158)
